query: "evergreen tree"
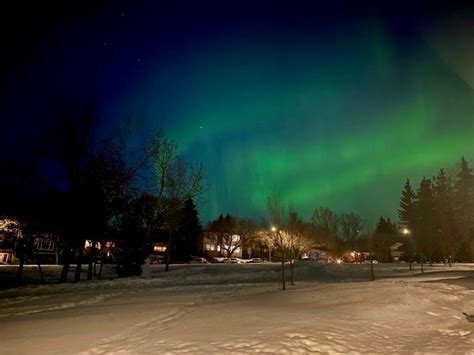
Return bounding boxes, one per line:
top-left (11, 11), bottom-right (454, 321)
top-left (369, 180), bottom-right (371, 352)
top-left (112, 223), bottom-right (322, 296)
top-left (453, 157), bottom-right (474, 261)
top-left (416, 177), bottom-right (437, 265)
top-left (398, 179), bottom-right (417, 231)
top-left (433, 168), bottom-right (457, 264)
top-left (376, 217), bottom-right (397, 234)
top-left (176, 198), bottom-right (202, 260)
top-left (373, 217), bottom-right (398, 262)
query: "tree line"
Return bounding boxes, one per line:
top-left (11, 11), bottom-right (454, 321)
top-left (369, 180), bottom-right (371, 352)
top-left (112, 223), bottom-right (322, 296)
top-left (398, 156), bottom-right (474, 267)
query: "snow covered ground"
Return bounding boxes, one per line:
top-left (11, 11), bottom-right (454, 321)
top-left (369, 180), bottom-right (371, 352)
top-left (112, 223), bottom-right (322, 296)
top-left (1, 262), bottom-right (473, 354)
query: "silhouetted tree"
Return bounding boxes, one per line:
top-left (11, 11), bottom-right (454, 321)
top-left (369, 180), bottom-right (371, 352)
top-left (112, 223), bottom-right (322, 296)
top-left (433, 168), bottom-right (457, 265)
top-left (207, 214), bottom-right (240, 257)
top-left (340, 212), bottom-right (364, 250)
top-left (453, 157), bottom-right (474, 261)
top-left (285, 212), bottom-right (314, 285)
top-left (416, 177), bottom-right (436, 270)
top-left (311, 207), bottom-right (339, 252)
top-left (234, 218), bottom-right (259, 259)
top-left (372, 217), bottom-right (398, 263)
top-left (267, 188), bottom-right (286, 290)
top-left (398, 178), bottom-right (417, 268)
top-left (175, 198), bottom-right (202, 260)
top-left (149, 139), bottom-right (205, 271)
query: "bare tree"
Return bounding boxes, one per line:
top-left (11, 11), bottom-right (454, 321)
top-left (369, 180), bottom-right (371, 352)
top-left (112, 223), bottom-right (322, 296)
top-left (311, 207), bottom-right (339, 252)
top-left (258, 229), bottom-right (277, 261)
top-left (281, 230), bottom-right (314, 285)
top-left (267, 188), bottom-right (287, 290)
top-left (285, 211), bottom-right (314, 285)
top-left (311, 207), bottom-right (338, 235)
top-left (340, 212), bottom-right (364, 250)
top-left (151, 139), bottom-right (205, 271)
top-left (207, 214), bottom-right (241, 258)
top-left (235, 218), bottom-right (259, 258)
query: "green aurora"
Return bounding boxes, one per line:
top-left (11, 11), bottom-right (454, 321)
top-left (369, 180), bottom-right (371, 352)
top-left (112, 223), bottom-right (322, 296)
top-left (112, 23), bottom-right (473, 224)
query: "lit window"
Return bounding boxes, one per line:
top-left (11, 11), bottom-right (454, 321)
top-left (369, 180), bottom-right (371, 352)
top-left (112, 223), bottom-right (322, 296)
top-left (153, 245), bottom-right (167, 252)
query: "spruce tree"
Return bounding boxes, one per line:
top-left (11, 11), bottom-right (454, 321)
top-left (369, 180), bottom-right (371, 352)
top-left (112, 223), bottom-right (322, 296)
top-left (398, 179), bottom-right (417, 230)
top-left (176, 198), bottom-right (202, 260)
top-left (433, 168), bottom-right (457, 264)
top-left (375, 217), bottom-right (388, 234)
top-left (417, 177), bottom-right (437, 266)
top-left (373, 217), bottom-right (398, 262)
top-left (453, 157), bottom-right (474, 261)
top-left (398, 179), bottom-right (418, 269)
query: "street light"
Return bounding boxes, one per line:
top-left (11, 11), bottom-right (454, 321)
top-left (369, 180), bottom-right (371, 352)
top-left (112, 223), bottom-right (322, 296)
top-left (402, 228), bottom-right (412, 271)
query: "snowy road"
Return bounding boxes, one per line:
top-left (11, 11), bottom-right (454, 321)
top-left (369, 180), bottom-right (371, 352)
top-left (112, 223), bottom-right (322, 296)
top-left (1, 263), bottom-right (473, 354)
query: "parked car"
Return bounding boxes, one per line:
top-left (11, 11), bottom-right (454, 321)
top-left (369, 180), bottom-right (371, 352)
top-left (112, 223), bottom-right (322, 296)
top-left (212, 257), bottom-right (226, 263)
top-left (149, 254), bottom-right (165, 264)
top-left (189, 257), bottom-right (209, 264)
top-left (250, 258), bottom-right (263, 263)
top-left (231, 257), bottom-right (251, 264)
top-left (363, 259), bottom-right (379, 264)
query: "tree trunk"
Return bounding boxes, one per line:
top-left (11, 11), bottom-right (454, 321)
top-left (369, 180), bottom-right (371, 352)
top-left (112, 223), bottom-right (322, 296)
top-left (165, 230), bottom-right (172, 272)
top-left (280, 244), bottom-right (286, 291)
top-left (87, 259), bottom-right (93, 280)
top-left (37, 261), bottom-right (45, 284)
top-left (420, 255), bottom-right (424, 274)
top-left (289, 260), bottom-right (294, 285)
top-left (87, 239), bottom-right (96, 280)
top-left (73, 247), bottom-right (83, 283)
top-left (60, 245), bottom-right (71, 283)
top-left (16, 240), bottom-right (26, 281)
top-left (98, 262), bottom-right (104, 280)
top-left (408, 240), bottom-right (413, 271)
top-left (370, 259), bottom-right (375, 281)
top-left (268, 248), bottom-right (272, 262)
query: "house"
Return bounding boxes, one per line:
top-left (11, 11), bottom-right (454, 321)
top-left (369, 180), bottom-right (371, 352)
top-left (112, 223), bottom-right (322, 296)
top-left (149, 242), bottom-right (167, 264)
top-left (31, 233), bottom-right (58, 264)
top-left (390, 242), bottom-right (404, 262)
top-left (0, 233), bottom-right (16, 264)
top-left (202, 231), bottom-right (242, 258)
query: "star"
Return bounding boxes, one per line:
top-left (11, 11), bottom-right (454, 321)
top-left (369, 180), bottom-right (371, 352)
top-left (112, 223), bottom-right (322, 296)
top-left (121, 12), bottom-right (125, 17)
top-left (137, 58), bottom-right (141, 62)
top-left (199, 125), bottom-right (203, 129)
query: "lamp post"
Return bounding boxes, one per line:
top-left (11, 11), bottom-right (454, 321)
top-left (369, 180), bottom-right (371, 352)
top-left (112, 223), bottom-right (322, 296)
top-left (272, 226), bottom-right (285, 291)
top-left (403, 228), bottom-right (412, 271)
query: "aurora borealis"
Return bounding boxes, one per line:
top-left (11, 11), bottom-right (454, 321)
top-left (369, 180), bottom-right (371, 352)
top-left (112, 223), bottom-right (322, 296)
top-left (2, 1), bottom-right (473, 224)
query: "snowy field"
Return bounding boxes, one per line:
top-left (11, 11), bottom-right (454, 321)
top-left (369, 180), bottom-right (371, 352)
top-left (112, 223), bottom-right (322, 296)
top-left (1, 262), bottom-right (473, 354)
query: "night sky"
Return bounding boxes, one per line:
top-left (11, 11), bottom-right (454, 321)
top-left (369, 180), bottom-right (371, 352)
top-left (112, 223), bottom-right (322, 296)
top-left (2, 1), bottom-right (473, 224)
